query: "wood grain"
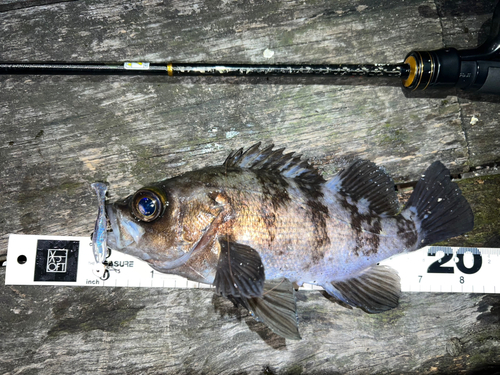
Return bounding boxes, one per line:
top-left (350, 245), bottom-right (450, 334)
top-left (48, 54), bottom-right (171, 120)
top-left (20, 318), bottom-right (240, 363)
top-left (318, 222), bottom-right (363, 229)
top-left (1, 0), bottom-right (500, 373)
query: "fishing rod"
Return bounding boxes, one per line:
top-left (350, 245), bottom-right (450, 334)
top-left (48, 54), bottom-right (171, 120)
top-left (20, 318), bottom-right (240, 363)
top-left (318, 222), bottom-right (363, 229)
top-left (1, 2), bottom-right (499, 96)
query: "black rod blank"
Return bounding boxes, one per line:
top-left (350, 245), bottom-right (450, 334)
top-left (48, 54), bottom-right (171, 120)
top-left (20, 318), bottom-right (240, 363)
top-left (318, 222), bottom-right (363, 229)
top-left (0, 62), bottom-right (410, 78)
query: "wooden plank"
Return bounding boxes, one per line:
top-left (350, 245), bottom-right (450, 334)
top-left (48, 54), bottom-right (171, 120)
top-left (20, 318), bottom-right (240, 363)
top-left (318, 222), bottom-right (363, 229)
top-left (0, 0), bottom-right (486, 254)
top-left (1, 0), bottom-right (500, 373)
top-left (434, 0), bottom-right (500, 169)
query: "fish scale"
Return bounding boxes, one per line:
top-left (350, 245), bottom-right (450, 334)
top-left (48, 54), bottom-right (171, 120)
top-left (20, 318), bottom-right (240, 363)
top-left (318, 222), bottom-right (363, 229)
top-left (224, 182), bottom-right (331, 281)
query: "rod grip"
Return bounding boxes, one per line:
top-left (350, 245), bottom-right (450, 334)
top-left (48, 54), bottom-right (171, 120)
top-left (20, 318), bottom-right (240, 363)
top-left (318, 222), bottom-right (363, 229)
top-left (403, 1), bottom-right (500, 95)
top-left (477, 66), bottom-right (500, 94)
top-left (403, 49), bottom-right (500, 95)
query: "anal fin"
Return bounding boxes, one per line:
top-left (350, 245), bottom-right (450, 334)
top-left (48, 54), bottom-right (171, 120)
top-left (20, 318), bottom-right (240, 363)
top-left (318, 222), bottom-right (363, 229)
top-left (323, 265), bottom-right (401, 313)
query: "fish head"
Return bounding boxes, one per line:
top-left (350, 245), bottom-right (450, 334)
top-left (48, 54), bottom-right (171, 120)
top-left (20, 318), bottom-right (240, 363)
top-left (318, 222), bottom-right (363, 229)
top-left (105, 177), bottom-right (223, 273)
top-left (106, 184), bottom-right (183, 265)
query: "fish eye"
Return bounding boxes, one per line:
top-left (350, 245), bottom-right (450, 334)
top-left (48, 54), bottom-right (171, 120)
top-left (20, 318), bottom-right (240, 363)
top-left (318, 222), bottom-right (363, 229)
top-left (138, 197), bottom-right (156, 216)
top-left (132, 190), bottom-right (164, 222)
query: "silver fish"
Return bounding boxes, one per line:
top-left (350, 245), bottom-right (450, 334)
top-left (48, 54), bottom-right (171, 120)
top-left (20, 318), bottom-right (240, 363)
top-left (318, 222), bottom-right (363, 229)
top-left (91, 182), bottom-right (108, 264)
top-left (104, 143), bottom-right (474, 339)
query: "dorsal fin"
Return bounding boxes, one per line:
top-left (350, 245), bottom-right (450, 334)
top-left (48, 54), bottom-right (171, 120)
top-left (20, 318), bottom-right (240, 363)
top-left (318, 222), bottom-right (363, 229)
top-left (223, 143), bottom-right (324, 184)
top-left (326, 159), bottom-right (400, 216)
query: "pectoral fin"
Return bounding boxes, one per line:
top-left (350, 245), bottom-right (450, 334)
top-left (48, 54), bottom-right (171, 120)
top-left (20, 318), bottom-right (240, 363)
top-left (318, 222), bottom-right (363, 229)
top-left (323, 265), bottom-right (401, 313)
top-left (232, 278), bottom-right (301, 340)
top-left (214, 238), bottom-right (265, 298)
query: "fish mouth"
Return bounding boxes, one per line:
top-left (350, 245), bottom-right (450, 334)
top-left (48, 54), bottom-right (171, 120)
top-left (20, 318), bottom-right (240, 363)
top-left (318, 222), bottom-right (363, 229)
top-left (106, 203), bottom-right (145, 250)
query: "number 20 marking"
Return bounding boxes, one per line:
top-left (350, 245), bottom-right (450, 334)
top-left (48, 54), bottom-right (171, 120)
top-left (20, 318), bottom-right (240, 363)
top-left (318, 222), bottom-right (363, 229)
top-left (427, 247), bottom-right (482, 275)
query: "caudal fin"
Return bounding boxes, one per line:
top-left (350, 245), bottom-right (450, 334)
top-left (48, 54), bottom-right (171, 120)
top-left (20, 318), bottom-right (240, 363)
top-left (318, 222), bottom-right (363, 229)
top-left (403, 161), bottom-right (474, 247)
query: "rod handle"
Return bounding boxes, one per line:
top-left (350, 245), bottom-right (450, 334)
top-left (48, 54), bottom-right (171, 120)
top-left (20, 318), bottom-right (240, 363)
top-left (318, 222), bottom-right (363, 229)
top-left (402, 0), bottom-right (500, 95)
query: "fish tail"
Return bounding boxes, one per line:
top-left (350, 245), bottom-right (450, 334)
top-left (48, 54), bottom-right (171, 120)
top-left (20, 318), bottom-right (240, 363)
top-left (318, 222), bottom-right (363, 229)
top-left (403, 161), bottom-right (474, 248)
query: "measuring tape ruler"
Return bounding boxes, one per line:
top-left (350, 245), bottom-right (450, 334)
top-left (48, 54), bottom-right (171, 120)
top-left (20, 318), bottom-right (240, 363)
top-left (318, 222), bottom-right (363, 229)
top-left (4, 234), bottom-right (499, 293)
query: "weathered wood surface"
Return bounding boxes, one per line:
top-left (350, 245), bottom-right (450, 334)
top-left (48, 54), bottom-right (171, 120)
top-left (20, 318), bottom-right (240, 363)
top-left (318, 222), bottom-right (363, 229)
top-left (2, 271), bottom-right (500, 375)
top-left (1, 0), bottom-right (500, 373)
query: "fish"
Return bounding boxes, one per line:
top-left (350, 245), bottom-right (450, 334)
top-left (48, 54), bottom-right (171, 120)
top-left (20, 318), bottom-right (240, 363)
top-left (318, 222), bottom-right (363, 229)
top-left (104, 143), bottom-right (474, 339)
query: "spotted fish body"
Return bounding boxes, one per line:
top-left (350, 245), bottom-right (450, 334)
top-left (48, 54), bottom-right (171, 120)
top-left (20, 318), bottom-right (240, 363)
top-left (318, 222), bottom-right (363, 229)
top-left (105, 143), bottom-right (474, 339)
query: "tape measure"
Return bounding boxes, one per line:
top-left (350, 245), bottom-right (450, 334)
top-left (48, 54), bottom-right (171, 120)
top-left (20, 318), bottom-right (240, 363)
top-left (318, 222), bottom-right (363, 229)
top-left (4, 234), bottom-right (500, 293)
top-left (379, 246), bottom-right (499, 293)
